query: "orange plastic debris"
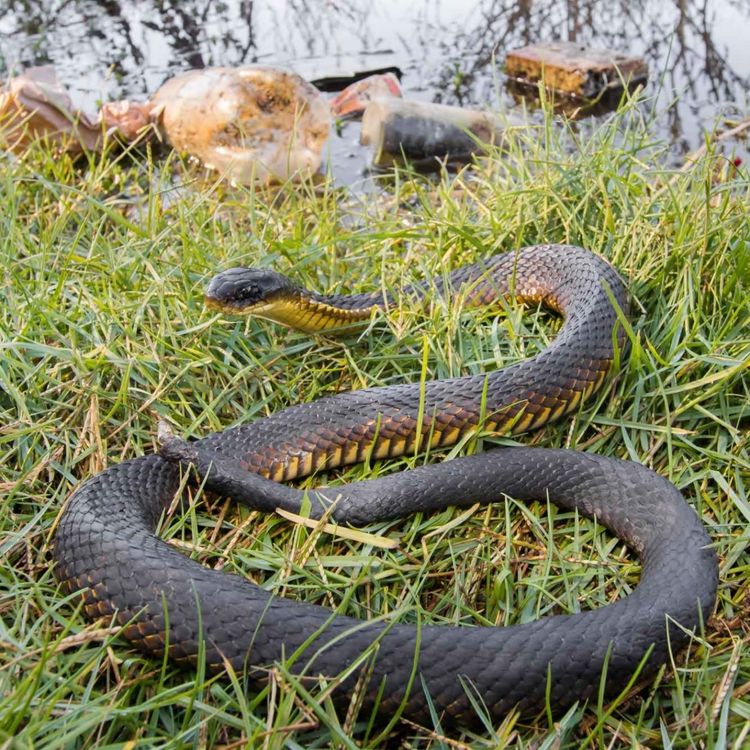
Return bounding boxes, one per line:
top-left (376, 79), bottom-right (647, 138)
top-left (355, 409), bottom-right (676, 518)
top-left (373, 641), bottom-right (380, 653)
top-left (330, 73), bottom-right (402, 119)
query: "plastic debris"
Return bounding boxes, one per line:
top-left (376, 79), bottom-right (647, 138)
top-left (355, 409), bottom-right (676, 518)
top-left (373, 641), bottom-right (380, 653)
top-left (360, 99), bottom-right (504, 168)
top-left (505, 42), bottom-right (648, 99)
top-left (1, 65), bottom-right (330, 184)
top-left (311, 65), bottom-right (402, 92)
top-left (99, 100), bottom-right (153, 142)
top-left (0, 66), bottom-right (101, 153)
top-left (149, 66), bottom-right (330, 185)
top-left (330, 73), bottom-right (402, 120)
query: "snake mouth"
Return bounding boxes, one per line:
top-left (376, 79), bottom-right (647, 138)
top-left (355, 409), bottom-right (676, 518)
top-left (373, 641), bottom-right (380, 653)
top-left (204, 295), bottom-right (279, 316)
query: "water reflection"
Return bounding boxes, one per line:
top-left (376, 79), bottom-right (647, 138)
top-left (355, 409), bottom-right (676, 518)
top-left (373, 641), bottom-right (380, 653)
top-left (415, 0), bottom-right (750, 153)
top-left (0, 0), bottom-right (748, 155)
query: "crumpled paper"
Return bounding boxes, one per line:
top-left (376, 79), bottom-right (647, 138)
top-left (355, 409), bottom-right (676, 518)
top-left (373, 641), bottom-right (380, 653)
top-left (0, 66), bottom-right (152, 153)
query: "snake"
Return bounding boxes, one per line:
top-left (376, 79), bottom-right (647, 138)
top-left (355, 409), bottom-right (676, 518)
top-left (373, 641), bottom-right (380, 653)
top-left (54, 244), bottom-right (718, 727)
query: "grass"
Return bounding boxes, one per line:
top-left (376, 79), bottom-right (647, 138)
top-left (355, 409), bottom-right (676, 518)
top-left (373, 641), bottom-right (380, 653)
top-left (1, 97), bottom-right (749, 749)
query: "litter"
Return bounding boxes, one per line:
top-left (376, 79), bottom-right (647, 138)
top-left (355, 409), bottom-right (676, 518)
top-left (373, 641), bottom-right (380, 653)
top-left (361, 98), bottom-right (504, 168)
top-left (150, 66), bottom-right (330, 184)
top-left (330, 73), bottom-right (402, 120)
top-left (505, 42), bottom-right (648, 99)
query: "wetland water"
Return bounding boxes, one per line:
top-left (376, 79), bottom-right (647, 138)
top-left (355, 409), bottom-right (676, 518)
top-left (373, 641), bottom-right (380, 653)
top-left (1, 1), bottom-right (749, 182)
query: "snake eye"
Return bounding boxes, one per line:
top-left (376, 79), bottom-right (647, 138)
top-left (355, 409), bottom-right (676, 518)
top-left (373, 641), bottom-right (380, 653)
top-left (235, 283), bottom-right (261, 303)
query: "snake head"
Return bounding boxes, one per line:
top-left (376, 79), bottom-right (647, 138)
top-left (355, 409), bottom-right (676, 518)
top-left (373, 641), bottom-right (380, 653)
top-left (205, 267), bottom-right (298, 314)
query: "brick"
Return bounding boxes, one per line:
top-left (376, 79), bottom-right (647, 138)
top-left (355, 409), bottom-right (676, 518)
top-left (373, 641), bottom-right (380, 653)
top-left (505, 42), bottom-right (648, 98)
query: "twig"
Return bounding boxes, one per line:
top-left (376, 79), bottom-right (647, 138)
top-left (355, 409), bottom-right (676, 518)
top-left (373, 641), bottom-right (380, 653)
top-left (678, 117), bottom-right (750, 174)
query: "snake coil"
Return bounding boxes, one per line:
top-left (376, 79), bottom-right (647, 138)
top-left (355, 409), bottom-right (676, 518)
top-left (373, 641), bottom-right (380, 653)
top-left (55, 245), bottom-right (717, 726)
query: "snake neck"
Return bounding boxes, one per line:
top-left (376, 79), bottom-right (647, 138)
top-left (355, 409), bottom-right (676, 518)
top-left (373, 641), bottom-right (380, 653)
top-left (199, 246), bottom-right (630, 482)
top-left (252, 289), bottom-right (381, 332)
top-left (258, 274), bottom-right (565, 334)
